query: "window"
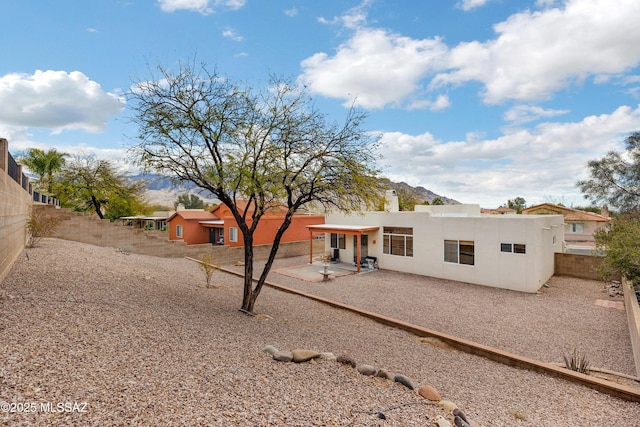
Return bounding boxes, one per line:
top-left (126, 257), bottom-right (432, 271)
top-left (330, 233), bottom-right (346, 249)
top-left (501, 243), bottom-right (526, 254)
top-left (176, 224), bottom-right (183, 238)
top-left (229, 227), bottom-right (238, 243)
top-left (444, 240), bottom-right (474, 265)
top-left (568, 222), bottom-right (584, 233)
top-left (383, 227), bottom-right (413, 257)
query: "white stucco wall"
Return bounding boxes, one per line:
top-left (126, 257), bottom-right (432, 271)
top-left (325, 208), bottom-right (564, 293)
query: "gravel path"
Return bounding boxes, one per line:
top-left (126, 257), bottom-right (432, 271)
top-left (0, 238), bottom-right (638, 426)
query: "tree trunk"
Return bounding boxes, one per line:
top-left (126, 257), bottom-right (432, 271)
top-left (91, 195), bottom-right (104, 219)
top-left (240, 237), bottom-right (255, 313)
top-left (239, 214), bottom-right (293, 314)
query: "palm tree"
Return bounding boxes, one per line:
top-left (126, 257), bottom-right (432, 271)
top-left (19, 148), bottom-right (67, 194)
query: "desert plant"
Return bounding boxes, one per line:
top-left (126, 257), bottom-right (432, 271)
top-left (198, 253), bottom-right (220, 288)
top-left (563, 348), bottom-right (590, 374)
top-left (26, 207), bottom-right (61, 247)
top-left (26, 207), bottom-right (61, 246)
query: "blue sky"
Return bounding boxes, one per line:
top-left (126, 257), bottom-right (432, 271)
top-left (1, 0), bottom-right (640, 208)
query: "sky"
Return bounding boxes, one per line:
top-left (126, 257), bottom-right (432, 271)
top-left (1, 0), bottom-right (640, 209)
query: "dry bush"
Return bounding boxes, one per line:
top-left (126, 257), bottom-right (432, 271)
top-left (198, 253), bottom-right (220, 288)
top-left (26, 207), bottom-right (61, 248)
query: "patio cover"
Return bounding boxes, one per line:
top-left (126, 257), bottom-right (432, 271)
top-left (306, 224), bottom-right (380, 273)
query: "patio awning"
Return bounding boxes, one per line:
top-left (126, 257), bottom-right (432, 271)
top-left (306, 224), bottom-right (379, 273)
top-left (306, 224), bottom-right (379, 234)
top-left (199, 220), bottom-right (225, 227)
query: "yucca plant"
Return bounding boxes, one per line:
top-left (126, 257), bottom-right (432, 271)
top-left (563, 348), bottom-right (590, 375)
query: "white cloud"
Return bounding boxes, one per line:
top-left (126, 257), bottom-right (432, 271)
top-left (456, 0), bottom-right (490, 12)
top-left (157, 0), bottom-right (245, 15)
top-left (0, 70), bottom-right (125, 134)
top-left (377, 105), bottom-right (640, 207)
top-left (222, 28), bottom-right (243, 41)
top-left (299, 28), bottom-right (448, 109)
top-left (317, 0), bottom-right (372, 29)
top-left (436, 0), bottom-right (640, 104)
top-left (284, 7), bottom-right (298, 17)
top-left (503, 105), bottom-right (570, 125)
top-left (301, 0), bottom-right (640, 110)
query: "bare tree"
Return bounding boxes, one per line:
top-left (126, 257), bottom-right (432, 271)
top-left (128, 60), bottom-right (382, 313)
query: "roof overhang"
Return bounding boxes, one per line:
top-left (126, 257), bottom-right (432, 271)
top-left (199, 220), bottom-right (225, 227)
top-left (306, 224), bottom-right (379, 234)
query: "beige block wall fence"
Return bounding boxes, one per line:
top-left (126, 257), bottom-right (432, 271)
top-left (40, 205), bottom-right (324, 265)
top-left (0, 140), bottom-right (32, 284)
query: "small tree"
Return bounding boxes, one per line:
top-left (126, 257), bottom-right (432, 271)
top-left (198, 253), bottom-right (220, 288)
top-left (175, 193), bottom-right (205, 209)
top-left (431, 197), bottom-right (444, 205)
top-left (26, 207), bottom-right (61, 247)
top-left (594, 213), bottom-right (640, 283)
top-left (505, 197), bottom-right (526, 213)
top-left (128, 60), bottom-right (382, 313)
top-left (55, 154), bottom-right (146, 220)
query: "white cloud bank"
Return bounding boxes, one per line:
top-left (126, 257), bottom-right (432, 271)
top-left (300, 0), bottom-right (640, 109)
top-left (157, 0), bottom-right (246, 15)
top-left (378, 104), bottom-right (640, 207)
top-left (0, 70), bottom-right (124, 135)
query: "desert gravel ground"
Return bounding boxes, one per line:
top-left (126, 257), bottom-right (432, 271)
top-left (0, 238), bottom-right (639, 426)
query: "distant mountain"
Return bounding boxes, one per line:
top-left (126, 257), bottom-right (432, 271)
top-left (129, 174), bottom-right (219, 208)
top-left (379, 179), bottom-right (460, 205)
top-left (131, 174), bottom-right (458, 208)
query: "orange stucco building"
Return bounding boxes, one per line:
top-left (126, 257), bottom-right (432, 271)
top-left (167, 202), bottom-right (324, 246)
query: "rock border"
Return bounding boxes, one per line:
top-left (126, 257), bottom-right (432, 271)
top-left (263, 345), bottom-right (477, 426)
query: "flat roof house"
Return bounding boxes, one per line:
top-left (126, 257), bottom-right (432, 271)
top-left (310, 194), bottom-right (564, 293)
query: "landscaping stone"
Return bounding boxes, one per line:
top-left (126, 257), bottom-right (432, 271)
top-left (336, 354), bottom-right (357, 368)
top-left (318, 352), bottom-right (337, 361)
top-left (454, 415), bottom-right (471, 427)
top-left (452, 408), bottom-right (469, 424)
top-left (273, 350), bottom-right (293, 362)
top-left (418, 384), bottom-right (441, 401)
top-left (263, 345), bottom-right (278, 356)
top-left (375, 368), bottom-right (393, 380)
top-left (291, 349), bottom-right (320, 363)
top-left (356, 364), bottom-right (377, 376)
top-left (393, 374), bottom-right (414, 390)
top-left (435, 415), bottom-right (452, 427)
top-left (438, 400), bottom-right (458, 411)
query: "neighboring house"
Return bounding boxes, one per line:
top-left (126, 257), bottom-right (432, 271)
top-left (120, 210), bottom-right (175, 231)
top-left (308, 193), bottom-right (564, 293)
top-left (167, 209), bottom-right (219, 244)
top-left (522, 203), bottom-right (610, 248)
top-left (167, 201), bottom-right (325, 246)
top-left (481, 207), bottom-right (517, 215)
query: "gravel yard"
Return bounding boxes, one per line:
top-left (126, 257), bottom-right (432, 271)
top-left (1, 238), bottom-right (639, 426)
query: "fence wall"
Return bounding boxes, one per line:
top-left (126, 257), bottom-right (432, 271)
top-left (43, 205), bottom-right (324, 264)
top-left (554, 252), bottom-right (620, 281)
top-left (0, 139), bottom-right (33, 283)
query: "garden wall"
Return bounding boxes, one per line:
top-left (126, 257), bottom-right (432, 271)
top-left (43, 205), bottom-right (323, 265)
top-left (554, 252), bottom-right (620, 281)
top-left (623, 279), bottom-right (640, 377)
top-left (0, 139), bottom-right (33, 283)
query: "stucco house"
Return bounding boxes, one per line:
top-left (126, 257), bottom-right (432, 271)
top-left (308, 193), bottom-right (564, 293)
top-left (522, 203), bottom-right (610, 249)
top-left (167, 201), bottom-right (324, 246)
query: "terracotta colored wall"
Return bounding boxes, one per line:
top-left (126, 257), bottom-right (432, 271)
top-left (169, 217), bottom-right (210, 245)
top-left (223, 214), bottom-right (324, 247)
